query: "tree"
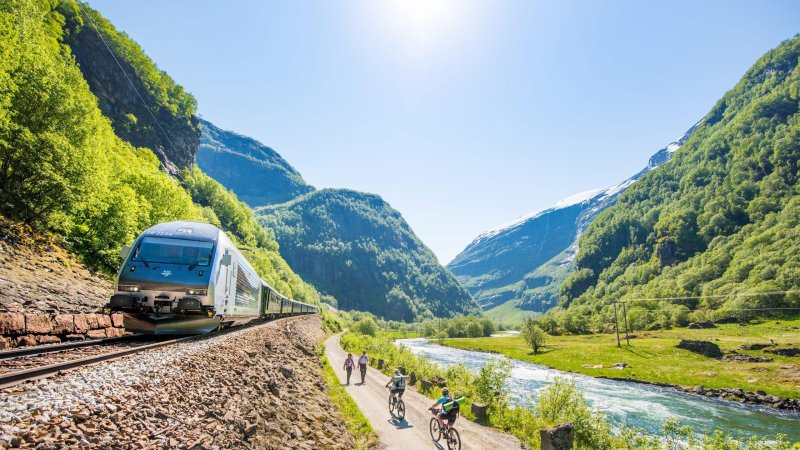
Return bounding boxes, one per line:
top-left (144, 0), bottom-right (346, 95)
top-left (521, 318), bottom-right (547, 354)
top-left (474, 358), bottom-right (512, 412)
top-left (353, 317), bottom-right (378, 336)
top-left (466, 321), bottom-right (484, 338)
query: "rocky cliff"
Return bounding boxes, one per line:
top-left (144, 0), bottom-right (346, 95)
top-left (60, 2), bottom-right (199, 173)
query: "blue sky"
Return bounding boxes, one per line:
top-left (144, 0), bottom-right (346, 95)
top-left (91, 0), bottom-right (799, 264)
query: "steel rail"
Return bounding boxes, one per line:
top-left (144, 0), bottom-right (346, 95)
top-left (0, 336), bottom-right (192, 390)
top-left (0, 335), bottom-right (144, 360)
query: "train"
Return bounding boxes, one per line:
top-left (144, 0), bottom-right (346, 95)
top-left (105, 221), bottom-right (318, 335)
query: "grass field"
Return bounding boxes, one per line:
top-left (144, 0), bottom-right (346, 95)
top-left (319, 353), bottom-right (379, 449)
top-left (440, 319), bottom-right (800, 400)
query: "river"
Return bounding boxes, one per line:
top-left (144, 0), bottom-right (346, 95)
top-left (396, 338), bottom-right (800, 441)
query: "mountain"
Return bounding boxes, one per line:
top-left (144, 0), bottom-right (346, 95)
top-left (0, 0), bottom-right (318, 305)
top-left (196, 119), bottom-right (314, 206)
top-left (257, 189), bottom-right (480, 321)
top-left (448, 128), bottom-right (695, 322)
top-left (59, 1), bottom-right (198, 174)
top-left (554, 35), bottom-right (800, 331)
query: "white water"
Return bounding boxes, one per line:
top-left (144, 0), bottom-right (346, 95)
top-left (396, 338), bottom-right (800, 440)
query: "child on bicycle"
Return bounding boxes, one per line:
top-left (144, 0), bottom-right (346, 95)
top-left (385, 368), bottom-right (406, 403)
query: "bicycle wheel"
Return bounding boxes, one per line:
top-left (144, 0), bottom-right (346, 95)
top-left (396, 400), bottom-right (406, 420)
top-left (429, 418), bottom-right (441, 441)
top-left (388, 396), bottom-right (395, 413)
top-left (447, 428), bottom-right (461, 450)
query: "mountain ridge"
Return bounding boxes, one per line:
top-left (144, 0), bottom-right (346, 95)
top-left (448, 124), bottom-right (697, 320)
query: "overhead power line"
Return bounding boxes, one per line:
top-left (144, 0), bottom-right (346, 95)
top-left (76, 1), bottom-right (178, 156)
top-left (616, 290), bottom-right (800, 304)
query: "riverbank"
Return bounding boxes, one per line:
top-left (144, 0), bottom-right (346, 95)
top-left (438, 319), bottom-right (800, 405)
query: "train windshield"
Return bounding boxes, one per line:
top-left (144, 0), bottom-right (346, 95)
top-left (132, 237), bottom-right (214, 267)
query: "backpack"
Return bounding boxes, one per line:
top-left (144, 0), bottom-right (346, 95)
top-left (396, 376), bottom-right (406, 389)
top-left (442, 395), bottom-right (463, 414)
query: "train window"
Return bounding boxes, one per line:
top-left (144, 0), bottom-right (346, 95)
top-left (133, 237), bottom-right (214, 267)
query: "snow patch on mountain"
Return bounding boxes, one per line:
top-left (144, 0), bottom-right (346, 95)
top-left (553, 188), bottom-right (606, 208)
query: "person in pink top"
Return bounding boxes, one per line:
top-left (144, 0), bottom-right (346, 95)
top-left (343, 353), bottom-right (355, 385)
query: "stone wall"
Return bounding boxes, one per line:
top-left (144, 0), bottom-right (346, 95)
top-left (0, 313), bottom-right (125, 349)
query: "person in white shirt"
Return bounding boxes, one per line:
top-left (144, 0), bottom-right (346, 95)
top-left (358, 351), bottom-right (369, 384)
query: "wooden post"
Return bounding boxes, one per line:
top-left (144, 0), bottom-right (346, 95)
top-left (614, 302), bottom-right (621, 348)
top-left (622, 302), bottom-right (630, 346)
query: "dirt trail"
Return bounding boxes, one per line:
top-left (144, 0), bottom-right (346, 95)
top-left (324, 334), bottom-right (523, 450)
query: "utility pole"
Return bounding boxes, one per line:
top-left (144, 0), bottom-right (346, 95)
top-left (622, 302), bottom-right (630, 346)
top-left (614, 302), bottom-right (621, 348)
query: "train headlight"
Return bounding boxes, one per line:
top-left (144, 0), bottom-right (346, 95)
top-left (120, 285), bottom-right (140, 292)
top-left (186, 288), bottom-right (207, 296)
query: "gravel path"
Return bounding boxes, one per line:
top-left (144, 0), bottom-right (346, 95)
top-left (0, 316), bottom-right (354, 449)
top-left (324, 334), bottom-right (523, 450)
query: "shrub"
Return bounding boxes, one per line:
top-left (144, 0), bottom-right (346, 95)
top-left (353, 317), bottom-right (378, 336)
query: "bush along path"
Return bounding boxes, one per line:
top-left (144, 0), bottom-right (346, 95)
top-left (323, 334), bottom-right (522, 450)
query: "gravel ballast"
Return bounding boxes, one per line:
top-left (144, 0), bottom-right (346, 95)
top-left (0, 315), bottom-right (354, 449)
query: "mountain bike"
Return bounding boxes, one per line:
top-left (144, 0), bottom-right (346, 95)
top-left (388, 390), bottom-right (406, 420)
top-left (429, 408), bottom-right (461, 450)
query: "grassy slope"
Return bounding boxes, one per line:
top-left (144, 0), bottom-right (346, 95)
top-left (484, 300), bottom-right (541, 326)
top-left (319, 353), bottom-right (379, 449)
top-left (441, 320), bottom-right (800, 400)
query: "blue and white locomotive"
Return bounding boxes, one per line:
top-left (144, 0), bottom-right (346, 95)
top-left (106, 221), bottom-right (317, 335)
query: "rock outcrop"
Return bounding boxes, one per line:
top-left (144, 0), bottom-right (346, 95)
top-left (676, 340), bottom-right (723, 358)
top-left (0, 216), bottom-right (111, 315)
top-left (61, 7), bottom-right (199, 173)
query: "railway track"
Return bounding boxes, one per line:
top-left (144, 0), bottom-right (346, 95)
top-left (0, 335), bottom-right (192, 389)
top-left (0, 315), bottom-right (294, 390)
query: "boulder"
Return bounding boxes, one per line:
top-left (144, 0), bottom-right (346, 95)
top-left (14, 335), bottom-right (38, 347)
top-left (377, 359), bottom-right (384, 370)
top-left (766, 347), bottom-right (800, 357)
top-left (540, 423), bottom-right (574, 450)
top-left (409, 372), bottom-right (417, 386)
top-left (714, 317), bottom-right (738, 324)
top-left (471, 402), bottom-right (488, 423)
top-left (25, 313), bottom-right (53, 334)
top-left (86, 313), bottom-right (100, 329)
top-left (86, 329), bottom-right (107, 339)
top-left (111, 313), bottom-right (124, 328)
top-left (52, 314), bottom-right (75, 334)
top-left (721, 353), bottom-right (773, 363)
top-left (676, 340), bottom-right (723, 358)
top-left (610, 362), bottom-right (629, 370)
top-left (0, 336), bottom-right (12, 350)
top-left (97, 314), bottom-right (112, 328)
top-left (0, 313), bottom-right (25, 335)
top-left (687, 321), bottom-right (717, 329)
top-left (738, 343), bottom-right (775, 351)
top-left (73, 314), bottom-right (90, 333)
top-left (36, 335), bottom-right (61, 345)
top-left (64, 334), bottom-right (86, 341)
top-left (420, 379), bottom-right (432, 392)
top-left (107, 327), bottom-right (126, 337)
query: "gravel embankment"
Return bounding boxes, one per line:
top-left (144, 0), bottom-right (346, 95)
top-left (0, 315), bottom-right (354, 449)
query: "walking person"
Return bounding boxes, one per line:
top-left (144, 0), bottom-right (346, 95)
top-left (358, 351), bottom-right (369, 384)
top-left (343, 353), bottom-right (355, 385)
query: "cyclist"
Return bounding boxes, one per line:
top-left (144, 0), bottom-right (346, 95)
top-left (385, 369), bottom-right (406, 404)
top-left (428, 386), bottom-right (456, 430)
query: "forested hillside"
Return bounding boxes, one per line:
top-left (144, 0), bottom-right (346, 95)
top-left (258, 189), bottom-right (480, 321)
top-left (553, 35), bottom-right (800, 332)
top-left (449, 128), bottom-right (694, 322)
top-left (196, 118), bottom-right (313, 206)
top-left (0, 0), bottom-right (318, 304)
